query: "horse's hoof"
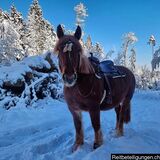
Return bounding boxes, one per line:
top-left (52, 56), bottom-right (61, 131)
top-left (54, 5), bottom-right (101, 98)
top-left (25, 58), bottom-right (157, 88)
top-left (116, 130), bottom-right (124, 137)
top-left (72, 143), bottom-right (82, 152)
top-left (93, 142), bottom-right (101, 149)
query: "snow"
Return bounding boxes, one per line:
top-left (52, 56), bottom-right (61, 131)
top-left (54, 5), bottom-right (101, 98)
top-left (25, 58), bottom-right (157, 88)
top-left (0, 63), bottom-right (31, 85)
top-left (0, 90), bottom-right (160, 160)
top-left (0, 55), bottom-right (52, 85)
top-left (0, 53), bottom-right (62, 109)
top-left (22, 56), bottom-right (51, 70)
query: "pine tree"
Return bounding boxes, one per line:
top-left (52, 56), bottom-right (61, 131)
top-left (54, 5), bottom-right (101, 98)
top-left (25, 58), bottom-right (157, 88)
top-left (10, 5), bottom-right (26, 58)
top-left (114, 51), bottom-right (124, 65)
top-left (43, 20), bottom-right (57, 52)
top-left (26, 0), bottom-right (44, 55)
top-left (140, 65), bottom-right (152, 89)
top-left (92, 42), bottom-right (105, 61)
top-left (0, 9), bottom-right (23, 64)
top-left (85, 35), bottom-right (92, 50)
top-left (151, 47), bottom-right (160, 71)
top-left (26, 0), bottom-right (56, 56)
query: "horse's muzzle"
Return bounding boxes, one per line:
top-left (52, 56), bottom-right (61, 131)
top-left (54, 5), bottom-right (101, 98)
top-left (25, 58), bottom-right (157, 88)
top-left (62, 73), bottom-right (77, 87)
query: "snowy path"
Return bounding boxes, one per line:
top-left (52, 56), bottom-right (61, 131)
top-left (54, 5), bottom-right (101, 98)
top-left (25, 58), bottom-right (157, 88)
top-left (0, 91), bottom-right (160, 160)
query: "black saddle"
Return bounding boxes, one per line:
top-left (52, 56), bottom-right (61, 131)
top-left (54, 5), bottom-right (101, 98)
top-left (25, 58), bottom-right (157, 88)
top-left (88, 52), bottom-right (125, 78)
top-left (99, 60), bottom-right (125, 78)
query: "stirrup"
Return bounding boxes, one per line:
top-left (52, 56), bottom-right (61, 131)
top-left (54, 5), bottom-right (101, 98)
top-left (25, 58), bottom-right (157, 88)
top-left (106, 96), bottom-right (112, 104)
top-left (103, 95), bottom-right (112, 104)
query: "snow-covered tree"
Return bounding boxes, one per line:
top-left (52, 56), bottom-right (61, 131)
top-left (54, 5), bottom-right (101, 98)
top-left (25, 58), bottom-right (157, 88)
top-left (43, 20), bottom-right (57, 52)
top-left (93, 42), bottom-right (105, 60)
top-left (85, 35), bottom-right (92, 50)
top-left (84, 35), bottom-right (92, 54)
top-left (10, 5), bottom-right (24, 27)
top-left (140, 65), bottom-right (152, 89)
top-left (151, 46), bottom-right (160, 71)
top-left (148, 35), bottom-right (156, 58)
top-left (26, 0), bottom-right (45, 55)
top-left (114, 51), bottom-right (124, 65)
top-left (74, 3), bottom-right (88, 27)
top-left (0, 10), bottom-right (24, 64)
top-left (129, 47), bottom-right (136, 73)
top-left (148, 35), bottom-right (159, 71)
top-left (10, 5), bottom-right (26, 58)
top-left (106, 49), bottom-right (114, 59)
top-left (84, 36), bottom-right (112, 61)
top-left (26, 0), bottom-right (56, 56)
top-left (114, 32), bottom-right (138, 66)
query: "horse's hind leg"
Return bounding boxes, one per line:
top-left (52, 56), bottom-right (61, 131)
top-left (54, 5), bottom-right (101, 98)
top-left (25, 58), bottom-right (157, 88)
top-left (115, 104), bottom-right (124, 136)
top-left (69, 109), bottom-right (84, 151)
top-left (115, 105), bottom-right (120, 130)
top-left (115, 99), bottom-right (131, 136)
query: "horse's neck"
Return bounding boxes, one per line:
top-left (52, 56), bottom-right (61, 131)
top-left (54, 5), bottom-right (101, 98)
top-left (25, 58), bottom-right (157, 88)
top-left (79, 55), bottom-right (95, 74)
top-left (77, 55), bottom-right (96, 95)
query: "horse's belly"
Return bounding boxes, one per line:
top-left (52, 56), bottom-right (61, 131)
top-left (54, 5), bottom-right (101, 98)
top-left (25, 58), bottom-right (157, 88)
top-left (99, 98), bottom-right (121, 111)
top-left (100, 104), bottom-right (115, 111)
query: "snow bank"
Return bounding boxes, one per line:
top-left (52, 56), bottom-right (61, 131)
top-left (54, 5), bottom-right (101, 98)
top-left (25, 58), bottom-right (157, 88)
top-left (0, 63), bottom-right (31, 86)
top-left (0, 52), bottom-right (63, 109)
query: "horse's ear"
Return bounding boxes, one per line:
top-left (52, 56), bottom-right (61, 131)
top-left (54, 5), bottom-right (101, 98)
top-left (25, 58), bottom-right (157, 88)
top-left (74, 25), bottom-right (82, 40)
top-left (57, 24), bottom-right (64, 39)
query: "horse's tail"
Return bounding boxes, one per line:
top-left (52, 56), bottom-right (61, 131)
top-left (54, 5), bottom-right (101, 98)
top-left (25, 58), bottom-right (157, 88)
top-left (123, 101), bottom-right (131, 124)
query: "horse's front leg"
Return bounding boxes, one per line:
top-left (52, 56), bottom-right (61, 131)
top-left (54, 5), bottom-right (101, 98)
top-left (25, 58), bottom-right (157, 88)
top-left (89, 108), bottom-right (103, 149)
top-left (69, 108), bottom-right (84, 152)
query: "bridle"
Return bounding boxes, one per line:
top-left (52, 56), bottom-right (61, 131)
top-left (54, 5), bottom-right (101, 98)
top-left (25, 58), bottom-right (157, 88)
top-left (61, 40), bottom-right (80, 76)
top-left (58, 40), bottom-right (95, 98)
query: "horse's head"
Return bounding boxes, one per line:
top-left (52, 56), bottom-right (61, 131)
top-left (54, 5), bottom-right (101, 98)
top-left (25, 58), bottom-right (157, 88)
top-left (54, 25), bottom-right (81, 87)
top-left (55, 25), bottom-right (94, 87)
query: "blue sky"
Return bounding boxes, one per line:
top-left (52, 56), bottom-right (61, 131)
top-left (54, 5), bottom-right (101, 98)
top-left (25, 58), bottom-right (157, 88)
top-left (1, 0), bottom-right (160, 67)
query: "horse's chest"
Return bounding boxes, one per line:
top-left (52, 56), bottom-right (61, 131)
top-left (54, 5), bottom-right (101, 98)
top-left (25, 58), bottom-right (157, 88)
top-left (64, 87), bottom-right (102, 111)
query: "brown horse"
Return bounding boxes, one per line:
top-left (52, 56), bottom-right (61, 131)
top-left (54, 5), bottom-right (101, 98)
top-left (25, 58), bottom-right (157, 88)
top-left (54, 25), bottom-right (135, 151)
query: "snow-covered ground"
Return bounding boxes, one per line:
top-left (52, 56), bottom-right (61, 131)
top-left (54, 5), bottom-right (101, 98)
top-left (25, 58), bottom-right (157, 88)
top-left (0, 90), bottom-right (160, 160)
